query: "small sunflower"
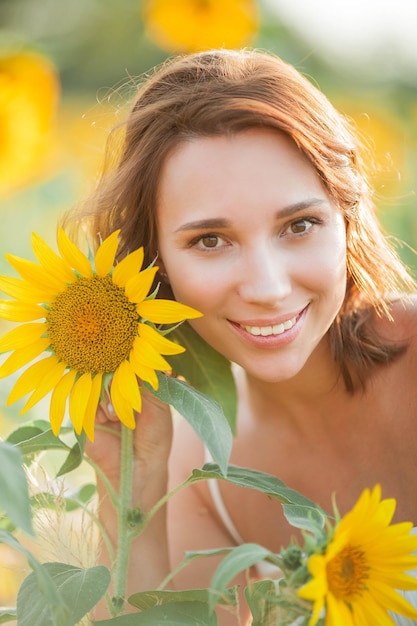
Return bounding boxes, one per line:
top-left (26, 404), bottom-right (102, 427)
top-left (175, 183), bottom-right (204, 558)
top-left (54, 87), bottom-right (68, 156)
top-left (143, 0), bottom-right (259, 53)
top-left (298, 485), bottom-right (417, 626)
top-left (0, 229), bottom-right (201, 440)
top-left (0, 51), bottom-right (59, 196)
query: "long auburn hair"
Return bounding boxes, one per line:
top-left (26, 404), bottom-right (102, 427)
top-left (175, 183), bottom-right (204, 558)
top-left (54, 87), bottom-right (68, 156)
top-left (66, 49), bottom-right (416, 391)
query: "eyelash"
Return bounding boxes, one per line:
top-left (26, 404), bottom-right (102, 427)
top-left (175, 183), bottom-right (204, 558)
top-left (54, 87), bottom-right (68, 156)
top-left (188, 217), bottom-right (323, 251)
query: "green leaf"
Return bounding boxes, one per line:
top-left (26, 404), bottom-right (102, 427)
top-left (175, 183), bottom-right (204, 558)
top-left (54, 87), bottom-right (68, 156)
top-left (0, 441), bottom-right (33, 535)
top-left (166, 322), bottom-right (237, 434)
top-left (190, 464), bottom-right (328, 519)
top-left (92, 601), bottom-right (218, 625)
top-left (31, 483), bottom-right (96, 513)
top-left (147, 374), bottom-right (232, 476)
top-left (209, 544), bottom-right (278, 611)
top-left (56, 432), bottom-right (86, 477)
top-left (0, 608), bottom-right (16, 624)
top-left (245, 579), bottom-right (280, 626)
top-left (6, 424), bottom-right (71, 458)
top-left (282, 503), bottom-right (327, 533)
top-left (17, 562), bottom-right (110, 626)
top-left (246, 578), bottom-right (312, 626)
top-left (129, 588), bottom-right (237, 610)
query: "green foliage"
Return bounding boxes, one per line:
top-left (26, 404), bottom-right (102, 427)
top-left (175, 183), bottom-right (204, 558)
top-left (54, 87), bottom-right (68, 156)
top-left (17, 563), bottom-right (110, 626)
top-left (31, 484), bottom-right (96, 513)
top-left (209, 543), bottom-right (279, 611)
top-left (0, 441), bottom-right (33, 535)
top-left (129, 588), bottom-right (237, 610)
top-left (6, 420), bottom-right (86, 477)
top-left (146, 373), bottom-right (232, 476)
top-left (0, 609), bottom-right (17, 624)
top-left (0, 416), bottom-right (328, 623)
top-left (92, 601), bottom-right (219, 625)
top-left (166, 323), bottom-right (237, 434)
top-left (6, 421), bottom-right (72, 458)
top-left (190, 464), bottom-right (327, 521)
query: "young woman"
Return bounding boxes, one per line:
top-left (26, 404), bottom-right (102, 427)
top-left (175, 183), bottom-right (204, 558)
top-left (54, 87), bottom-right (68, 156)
top-left (79, 49), bottom-right (417, 624)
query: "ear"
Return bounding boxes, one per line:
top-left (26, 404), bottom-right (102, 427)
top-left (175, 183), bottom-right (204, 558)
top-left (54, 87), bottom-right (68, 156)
top-left (156, 254), bottom-right (169, 283)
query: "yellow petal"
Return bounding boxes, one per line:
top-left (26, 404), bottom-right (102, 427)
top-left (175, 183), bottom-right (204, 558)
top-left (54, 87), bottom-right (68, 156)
top-left (82, 372), bottom-right (103, 442)
top-left (7, 355), bottom-right (60, 405)
top-left (0, 322), bottom-right (45, 352)
top-left (137, 299), bottom-right (202, 323)
top-left (32, 232), bottom-right (77, 285)
top-left (129, 351), bottom-right (159, 390)
top-left (112, 248), bottom-right (144, 288)
top-left (132, 336), bottom-right (171, 371)
top-left (125, 266), bottom-right (158, 303)
top-left (326, 593), bottom-right (355, 626)
top-left (57, 228), bottom-right (93, 278)
top-left (0, 338), bottom-right (50, 378)
top-left (113, 360), bottom-right (142, 412)
top-left (94, 230), bottom-right (120, 277)
top-left (0, 300), bottom-right (45, 322)
top-left (110, 378), bottom-right (136, 429)
top-left (69, 372), bottom-right (92, 434)
top-left (138, 322), bottom-right (185, 355)
top-left (21, 360), bottom-right (67, 413)
top-left (0, 275), bottom-right (54, 302)
top-left (50, 369), bottom-right (77, 435)
top-left (369, 580), bottom-right (417, 617)
top-left (5, 253), bottom-right (66, 292)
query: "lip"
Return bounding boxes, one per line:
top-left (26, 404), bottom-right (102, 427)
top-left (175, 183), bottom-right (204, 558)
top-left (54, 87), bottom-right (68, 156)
top-left (231, 308), bottom-right (305, 328)
top-left (228, 305), bottom-right (309, 348)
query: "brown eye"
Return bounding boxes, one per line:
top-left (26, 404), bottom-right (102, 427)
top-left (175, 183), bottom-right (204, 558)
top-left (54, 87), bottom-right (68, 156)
top-left (290, 219), bottom-right (311, 234)
top-left (201, 235), bottom-right (219, 248)
top-left (291, 220), bottom-right (306, 233)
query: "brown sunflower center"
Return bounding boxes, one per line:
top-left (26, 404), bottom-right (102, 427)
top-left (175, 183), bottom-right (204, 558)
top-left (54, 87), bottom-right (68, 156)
top-left (326, 545), bottom-right (369, 601)
top-left (46, 275), bottom-right (138, 373)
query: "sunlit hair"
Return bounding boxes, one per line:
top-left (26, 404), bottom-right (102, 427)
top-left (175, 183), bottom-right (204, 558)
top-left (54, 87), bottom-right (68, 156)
top-left (67, 49), bottom-right (416, 391)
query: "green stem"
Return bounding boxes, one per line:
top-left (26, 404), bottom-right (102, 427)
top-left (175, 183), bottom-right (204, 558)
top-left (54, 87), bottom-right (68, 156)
top-left (112, 425), bottom-right (135, 615)
top-left (140, 478), bottom-right (190, 530)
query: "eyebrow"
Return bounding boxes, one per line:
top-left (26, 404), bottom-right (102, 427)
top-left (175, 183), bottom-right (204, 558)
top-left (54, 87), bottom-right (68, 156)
top-left (174, 198), bottom-right (328, 232)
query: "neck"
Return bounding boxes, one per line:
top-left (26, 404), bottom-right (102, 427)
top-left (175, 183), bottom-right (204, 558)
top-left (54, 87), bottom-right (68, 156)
top-left (237, 338), bottom-right (347, 426)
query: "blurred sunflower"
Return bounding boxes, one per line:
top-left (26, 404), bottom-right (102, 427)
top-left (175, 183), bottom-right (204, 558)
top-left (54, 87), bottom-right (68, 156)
top-left (0, 229), bottom-right (201, 440)
top-left (143, 0), bottom-right (259, 53)
top-left (0, 51), bottom-right (59, 196)
top-left (298, 484), bottom-right (417, 626)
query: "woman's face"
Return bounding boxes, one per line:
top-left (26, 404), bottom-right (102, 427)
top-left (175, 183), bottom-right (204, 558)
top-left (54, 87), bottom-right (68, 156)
top-left (156, 128), bottom-right (347, 383)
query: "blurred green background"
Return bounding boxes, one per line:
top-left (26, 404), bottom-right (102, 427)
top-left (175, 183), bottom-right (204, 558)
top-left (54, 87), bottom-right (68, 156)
top-left (0, 0), bottom-right (417, 606)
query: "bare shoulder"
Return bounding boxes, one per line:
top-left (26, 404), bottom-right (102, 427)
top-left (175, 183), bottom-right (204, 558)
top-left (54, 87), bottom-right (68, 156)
top-left (373, 294), bottom-right (417, 344)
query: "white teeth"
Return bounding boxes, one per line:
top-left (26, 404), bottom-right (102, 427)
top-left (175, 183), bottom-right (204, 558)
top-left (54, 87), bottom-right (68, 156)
top-left (241, 315), bottom-right (297, 337)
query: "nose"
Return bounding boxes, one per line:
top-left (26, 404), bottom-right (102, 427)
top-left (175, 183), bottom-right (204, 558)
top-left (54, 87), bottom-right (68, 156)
top-left (237, 244), bottom-right (292, 306)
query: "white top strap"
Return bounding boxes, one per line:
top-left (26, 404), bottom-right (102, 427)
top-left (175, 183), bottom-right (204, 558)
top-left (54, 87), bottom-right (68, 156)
top-left (204, 448), bottom-right (244, 545)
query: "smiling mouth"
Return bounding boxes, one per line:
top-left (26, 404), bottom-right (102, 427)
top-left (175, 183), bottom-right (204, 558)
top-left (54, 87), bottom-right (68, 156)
top-left (238, 314), bottom-right (298, 337)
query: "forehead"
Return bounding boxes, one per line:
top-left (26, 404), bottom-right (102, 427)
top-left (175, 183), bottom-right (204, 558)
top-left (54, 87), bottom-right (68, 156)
top-left (156, 128), bottom-right (330, 223)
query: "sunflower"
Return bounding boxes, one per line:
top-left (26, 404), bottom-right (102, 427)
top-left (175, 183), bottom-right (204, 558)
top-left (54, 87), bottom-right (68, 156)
top-left (298, 485), bottom-right (417, 626)
top-left (142, 0), bottom-right (259, 53)
top-left (0, 51), bottom-right (59, 196)
top-left (0, 229), bottom-right (201, 440)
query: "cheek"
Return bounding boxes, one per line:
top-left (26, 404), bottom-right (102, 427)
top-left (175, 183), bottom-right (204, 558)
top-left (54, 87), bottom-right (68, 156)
top-left (166, 263), bottom-right (227, 312)
top-left (306, 230), bottom-right (347, 299)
